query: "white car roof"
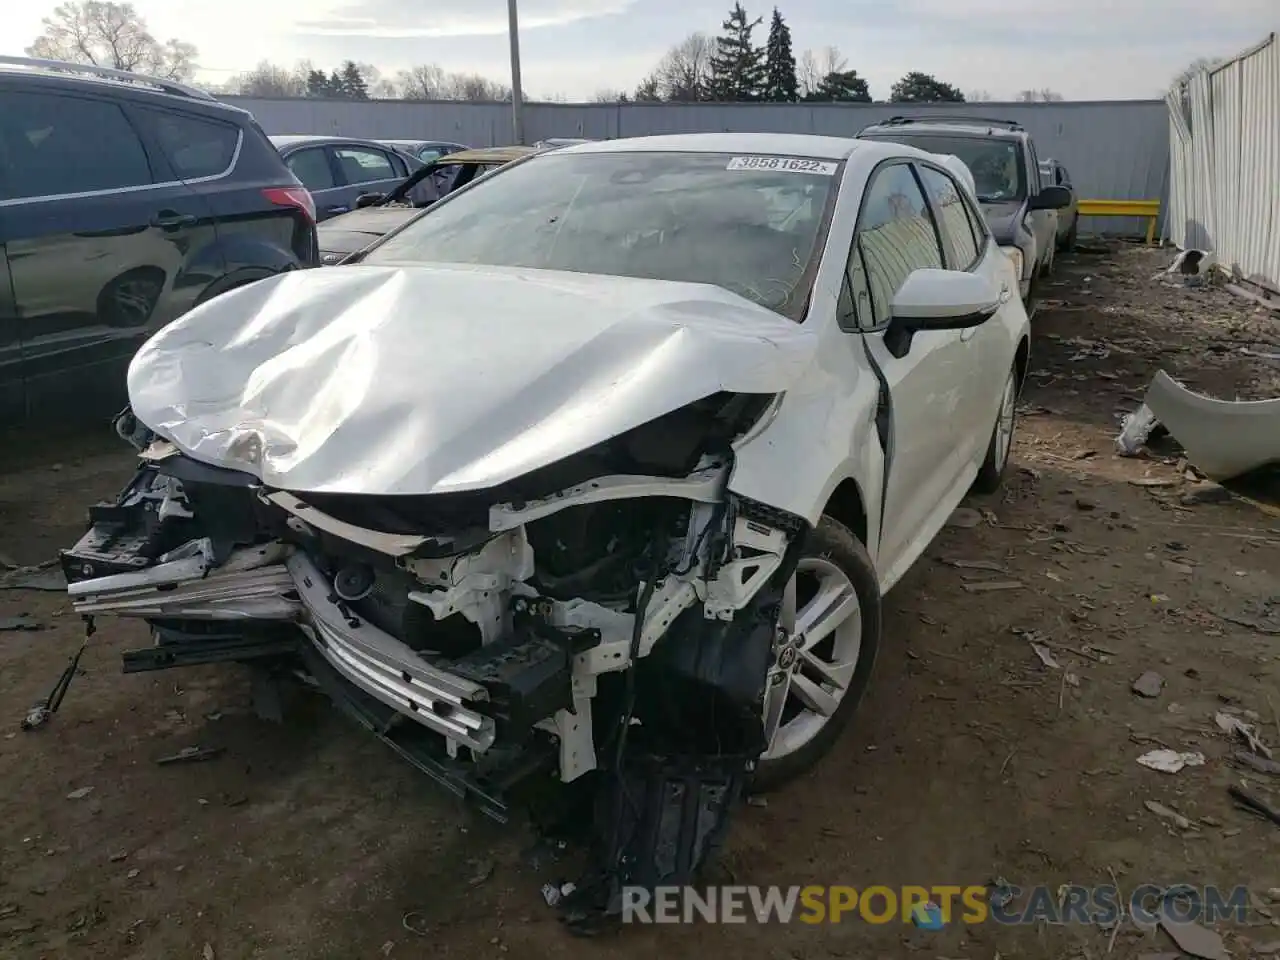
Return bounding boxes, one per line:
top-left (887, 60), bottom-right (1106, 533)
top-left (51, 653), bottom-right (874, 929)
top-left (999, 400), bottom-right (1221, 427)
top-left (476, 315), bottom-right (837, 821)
top-left (934, 153), bottom-right (978, 195)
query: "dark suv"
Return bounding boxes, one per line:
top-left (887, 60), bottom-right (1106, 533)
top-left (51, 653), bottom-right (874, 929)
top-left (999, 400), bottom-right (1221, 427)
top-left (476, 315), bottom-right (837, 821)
top-left (0, 57), bottom-right (319, 423)
top-left (857, 115), bottom-right (1070, 310)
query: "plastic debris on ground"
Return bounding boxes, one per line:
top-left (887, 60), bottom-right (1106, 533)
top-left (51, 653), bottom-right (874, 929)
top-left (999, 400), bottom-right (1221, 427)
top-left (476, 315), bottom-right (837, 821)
top-left (1116, 404), bottom-right (1158, 456)
top-left (1158, 914), bottom-right (1229, 960)
top-left (1215, 711), bottom-right (1273, 758)
top-left (1137, 750), bottom-right (1206, 774)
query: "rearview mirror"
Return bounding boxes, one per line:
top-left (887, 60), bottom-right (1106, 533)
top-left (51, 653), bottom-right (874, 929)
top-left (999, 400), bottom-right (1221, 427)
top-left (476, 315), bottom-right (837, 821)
top-left (1029, 185), bottom-right (1072, 210)
top-left (890, 269), bottom-right (1001, 329)
top-left (355, 193), bottom-right (385, 209)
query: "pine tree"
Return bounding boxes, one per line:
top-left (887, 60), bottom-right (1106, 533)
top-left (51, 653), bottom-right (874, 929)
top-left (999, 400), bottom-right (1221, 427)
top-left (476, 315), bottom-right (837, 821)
top-left (339, 61), bottom-right (369, 100)
top-left (810, 69), bottom-right (870, 102)
top-left (305, 69), bottom-right (332, 98)
top-left (764, 8), bottom-right (797, 102)
top-left (709, 3), bottom-right (766, 102)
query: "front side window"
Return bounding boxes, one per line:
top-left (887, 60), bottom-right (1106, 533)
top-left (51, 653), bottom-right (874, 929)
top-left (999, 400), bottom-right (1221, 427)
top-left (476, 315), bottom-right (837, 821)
top-left (334, 147), bottom-right (396, 184)
top-left (0, 91), bottom-right (153, 200)
top-left (364, 151), bottom-right (840, 316)
top-left (916, 164), bottom-right (979, 269)
top-left (855, 163), bottom-right (944, 327)
top-left (865, 133), bottom-right (1025, 202)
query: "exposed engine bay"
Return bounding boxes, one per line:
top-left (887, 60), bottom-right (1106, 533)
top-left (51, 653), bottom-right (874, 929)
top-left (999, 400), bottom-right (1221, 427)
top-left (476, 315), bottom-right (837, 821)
top-left (61, 393), bottom-right (808, 929)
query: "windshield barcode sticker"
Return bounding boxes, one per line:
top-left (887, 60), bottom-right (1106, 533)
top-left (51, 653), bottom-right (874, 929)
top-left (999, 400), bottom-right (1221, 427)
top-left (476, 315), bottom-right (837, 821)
top-left (725, 156), bottom-right (838, 175)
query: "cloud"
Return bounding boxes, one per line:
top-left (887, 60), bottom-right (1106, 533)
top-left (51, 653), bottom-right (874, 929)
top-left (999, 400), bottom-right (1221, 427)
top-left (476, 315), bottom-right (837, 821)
top-left (296, 0), bottom-right (636, 39)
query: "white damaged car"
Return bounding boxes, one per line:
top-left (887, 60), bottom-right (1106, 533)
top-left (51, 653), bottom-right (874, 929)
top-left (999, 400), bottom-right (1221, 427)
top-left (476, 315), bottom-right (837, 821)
top-left (62, 133), bottom-right (1028, 926)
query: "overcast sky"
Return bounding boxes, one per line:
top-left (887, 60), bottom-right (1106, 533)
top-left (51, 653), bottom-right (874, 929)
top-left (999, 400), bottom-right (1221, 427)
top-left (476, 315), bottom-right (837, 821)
top-left (7, 0), bottom-right (1276, 99)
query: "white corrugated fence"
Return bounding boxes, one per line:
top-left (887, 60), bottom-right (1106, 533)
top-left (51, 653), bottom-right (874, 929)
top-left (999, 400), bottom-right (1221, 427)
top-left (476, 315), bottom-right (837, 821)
top-left (1165, 32), bottom-right (1280, 292)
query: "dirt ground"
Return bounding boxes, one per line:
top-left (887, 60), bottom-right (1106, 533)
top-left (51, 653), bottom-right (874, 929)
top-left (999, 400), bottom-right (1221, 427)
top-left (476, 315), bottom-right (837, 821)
top-left (1, 244), bottom-right (1278, 960)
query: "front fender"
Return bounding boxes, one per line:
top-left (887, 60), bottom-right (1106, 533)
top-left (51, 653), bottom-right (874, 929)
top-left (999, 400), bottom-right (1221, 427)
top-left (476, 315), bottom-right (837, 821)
top-left (727, 343), bottom-right (883, 552)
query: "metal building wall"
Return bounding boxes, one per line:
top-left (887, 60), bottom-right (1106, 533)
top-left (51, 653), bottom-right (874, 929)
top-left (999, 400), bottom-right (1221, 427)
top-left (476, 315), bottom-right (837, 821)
top-left (1165, 33), bottom-right (1280, 291)
top-left (224, 95), bottom-right (1170, 237)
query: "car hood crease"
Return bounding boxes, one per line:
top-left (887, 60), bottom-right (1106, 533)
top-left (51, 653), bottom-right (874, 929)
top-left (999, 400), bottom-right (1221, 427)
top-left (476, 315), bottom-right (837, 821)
top-left (127, 264), bottom-right (819, 496)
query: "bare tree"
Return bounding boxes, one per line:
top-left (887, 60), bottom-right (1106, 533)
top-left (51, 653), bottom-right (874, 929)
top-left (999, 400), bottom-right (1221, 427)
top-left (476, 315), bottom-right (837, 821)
top-left (818, 45), bottom-right (847, 77)
top-left (797, 49), bottom-right (820, 98)
top-left (446, 73), bottom-right (512, 102)
top-left (651, 31), bottom-right (714, 101)
top-left (593, 88), bottom-right (625, 101)
top-left (26, 1), bottom-right (197, 80)
top-left (1016, 88), bottom-right (1064, 102)
top-left (354, 62), bottom-right (397, 98)
top-left (395, 64), bottom-right (449, 99)
top-left (797, 45), bottom-right (846, 99)
top-left (226, 60), bottom-right (307, 97)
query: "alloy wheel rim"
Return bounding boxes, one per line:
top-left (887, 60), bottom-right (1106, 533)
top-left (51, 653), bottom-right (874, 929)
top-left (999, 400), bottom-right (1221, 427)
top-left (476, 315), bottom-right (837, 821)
top-left (761, 557), bottom-right (863, 761)
top-left (994, 370), bottom-right (1017, 470)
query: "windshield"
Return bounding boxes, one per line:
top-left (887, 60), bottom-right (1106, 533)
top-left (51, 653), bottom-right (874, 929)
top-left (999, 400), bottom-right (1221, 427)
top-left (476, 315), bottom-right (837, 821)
top-left (867, 134), bottom-right (1024, 202)
top-left (362, 151), bottom-right (840, 314)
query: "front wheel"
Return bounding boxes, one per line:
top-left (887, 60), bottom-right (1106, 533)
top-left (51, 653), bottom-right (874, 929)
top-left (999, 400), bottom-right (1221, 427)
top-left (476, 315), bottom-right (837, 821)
top-left (972, 364), bottom-right (1019, 494)
top-left (1059, 219), bottom-right (1078, 252)
top-left (753, 517), bottom-right (881, 792)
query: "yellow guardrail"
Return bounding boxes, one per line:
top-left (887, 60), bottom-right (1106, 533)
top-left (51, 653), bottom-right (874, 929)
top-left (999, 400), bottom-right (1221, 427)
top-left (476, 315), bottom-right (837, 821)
top-left (1077, 199), bottom-right (1162, 245)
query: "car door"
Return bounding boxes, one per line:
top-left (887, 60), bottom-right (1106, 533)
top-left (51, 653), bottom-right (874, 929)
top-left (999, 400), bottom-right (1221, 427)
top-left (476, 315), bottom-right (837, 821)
top-left (1056, 164), bottom-right (1078, 232)
top-left (0, 87), bottom-right (219, 420)
top-left (331, 145), bottom-right (406, 215)
top-left (915, 161), bottom-right (1011, 467)
top-left (838, 161), bottom-right (971, 582)
top-left (0, 242), bottom-right (22, 422)
top-left (1024, 141), bottom-right (1055, 265)
top-left (286, 146), bottom-right (347, 221)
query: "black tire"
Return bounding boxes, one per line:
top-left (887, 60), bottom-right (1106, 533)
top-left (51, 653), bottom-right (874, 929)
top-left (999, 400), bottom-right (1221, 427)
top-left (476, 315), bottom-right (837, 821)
top-left (752, 517), bottom-right (881, 792)
top-left (1059, 219), bottom-right (1078, 252)
top-left (972, 363), bottom-right (1019, 494)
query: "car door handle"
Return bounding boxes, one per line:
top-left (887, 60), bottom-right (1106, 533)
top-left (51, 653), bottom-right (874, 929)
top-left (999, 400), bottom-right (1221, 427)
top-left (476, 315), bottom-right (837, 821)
top-left (325, 205), bottom-right (350, 215)
top-left (151, 211), bottom-right (198, 230)
top-left (999, 284), bottom-right (1012, 304)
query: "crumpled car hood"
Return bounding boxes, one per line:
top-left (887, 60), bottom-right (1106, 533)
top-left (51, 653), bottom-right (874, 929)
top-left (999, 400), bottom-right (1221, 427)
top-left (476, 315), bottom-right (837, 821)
top-left (127, 264), bottom-right (819, 496)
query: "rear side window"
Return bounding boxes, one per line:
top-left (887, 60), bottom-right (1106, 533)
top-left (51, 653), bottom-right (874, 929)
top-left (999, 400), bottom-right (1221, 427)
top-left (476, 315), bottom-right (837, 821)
top-left (916, 164), bottom-right (979, 269)
top-left (333, 146), bottom-right (396, 185)
top-left (287, 148), bottom-right (335, 190)
top-left (0, 91), bottom-right (153, 200)
top-left (138, 108), bottom-right (238, 180)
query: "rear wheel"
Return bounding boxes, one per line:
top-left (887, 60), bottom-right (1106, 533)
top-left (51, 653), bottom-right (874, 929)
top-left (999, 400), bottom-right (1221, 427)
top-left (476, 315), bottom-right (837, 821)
top-left (753, 518), bottom-right (881, 792)
top-left (972, 364), bottom-right (1019, 494)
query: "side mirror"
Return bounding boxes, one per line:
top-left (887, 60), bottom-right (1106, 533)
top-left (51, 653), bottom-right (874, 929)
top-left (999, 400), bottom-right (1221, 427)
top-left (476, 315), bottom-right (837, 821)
top-left (1029, 185), bottom-right (1072, 211)
top-left (890, 269), bottom-right (1001, 328)
top-left (355, 193), bottom-right (385, 209)
top-left (886, 269), bottom-right (1000, 355)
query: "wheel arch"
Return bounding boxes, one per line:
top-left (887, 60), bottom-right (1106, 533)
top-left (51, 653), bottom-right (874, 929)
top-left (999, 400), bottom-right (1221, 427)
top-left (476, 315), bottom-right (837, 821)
top-left (1014, 334), bottom-right (1031, 394)
top-left (821, 477), bottom-right (868, 548)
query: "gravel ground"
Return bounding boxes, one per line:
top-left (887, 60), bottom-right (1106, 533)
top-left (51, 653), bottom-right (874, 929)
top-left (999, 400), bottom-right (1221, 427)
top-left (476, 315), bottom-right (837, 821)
top-left (0, 243), bottom-right (1277, 960)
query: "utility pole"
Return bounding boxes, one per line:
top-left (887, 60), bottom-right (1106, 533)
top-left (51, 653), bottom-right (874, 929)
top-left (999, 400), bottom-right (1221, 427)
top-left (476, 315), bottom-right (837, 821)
top-left (507, 0), bottom-right (525, 144)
